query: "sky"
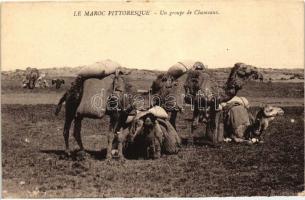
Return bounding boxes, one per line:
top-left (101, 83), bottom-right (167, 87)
top-left (1, 0), bottom-right (304, 71)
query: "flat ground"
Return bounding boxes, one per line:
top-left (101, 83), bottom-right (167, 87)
top-left (1, 68), bottom-right (304, 197)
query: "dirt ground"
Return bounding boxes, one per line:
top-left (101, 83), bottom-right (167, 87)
top-left (1, 70), bottom-right (304, 197)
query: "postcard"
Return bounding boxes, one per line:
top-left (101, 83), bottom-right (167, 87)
top-left (1, 0), bottom-right (304, 198)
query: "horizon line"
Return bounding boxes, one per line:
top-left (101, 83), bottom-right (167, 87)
top-left (1, 65), bottom-right (304, 72)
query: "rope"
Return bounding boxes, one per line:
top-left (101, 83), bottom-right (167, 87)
top-left (178, 62), bottom-right (189, 71)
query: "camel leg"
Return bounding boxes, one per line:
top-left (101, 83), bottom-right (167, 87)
top-left (117, 128), bottom-right (127, 160)
top-left (169, 111), bottom-right (177, 130)
top-left (211, 111), bottom-right (221, 144)
top-left (202, 111), bottom-right (220, 147)
top-left (106, 133), bottom-right (114, 160)
top-left (106, 114), bottom-right (118, 159)
top-left (114, 114), bottom-right (127, 160)
top-left (55, 104), bottom-right (62, 116)
top-left (192, 108), bottom-right (200, 129)
top-left (55, 92), bottom-right (66, 116)
top-left (63, 115), bottom-right (73, 155)
top-left (73, 116), bottom-right (84, 151)
top-left (153, 137), bottom-right (161, 159)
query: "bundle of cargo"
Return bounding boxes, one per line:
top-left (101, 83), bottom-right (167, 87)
top-left (76, 76), bottom-right (115, 118)
top-left (74, 59), bottom-right (125, 117)
top-left (133, 106), bottom-right (169, 120)
top-left (125, 106), bottom-right (169, 124)
top-left (167, 60), bottom-right (205, 79)
top-left (157, 118), bottom-right (181, 154)
top-left (77, 59), bottom-right (122, 79)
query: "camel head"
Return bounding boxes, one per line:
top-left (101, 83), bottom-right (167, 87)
top-left (143, 114), bottom-right (162, 159)
top-left (129, 114), bottom-right (162, 159)
top-left (226, 63), bottom-right (263, 92)
top-left (251, 105), bottom-right (284, 139)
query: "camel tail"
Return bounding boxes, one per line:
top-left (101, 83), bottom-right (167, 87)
top-left (55, 92), bottom-right (67, 116)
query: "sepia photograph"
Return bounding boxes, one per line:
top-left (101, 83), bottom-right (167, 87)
top-left (1, 0), bottom-right (304, 198)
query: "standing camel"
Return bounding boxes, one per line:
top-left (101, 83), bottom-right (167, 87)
top-left (150, 61), bottom-right (205, 129)
top-left (151, 62), bottom-right (263, 143)
top-left (55, 70), bottom-right (135, 160)
top-left (184, 63), bottom-right (263, 128)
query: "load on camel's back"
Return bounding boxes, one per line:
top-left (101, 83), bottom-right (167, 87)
top-left (77, 59), bottom-right (121, 79)
top-left (123, 106), bottom-right (181, 159)
top-left (150, 60), bottom-right (206, 129)
top-left (151, 60), bottom-right (205, 94)
top-left (55, 59), bottom-right (124, 116)
top-left (166, 60), bottom-right (206, 79)
top-left (55, 59), bottom-right (136, 160)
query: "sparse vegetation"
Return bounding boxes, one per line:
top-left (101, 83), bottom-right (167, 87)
top-left (1, 67), bottom-right (304, 197)
top-left (1, 105), bottom-right (303, 197)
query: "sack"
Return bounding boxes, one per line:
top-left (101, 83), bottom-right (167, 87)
top-left (134, 106), bottom-right (169, 121)
top-left (157, 119), bottom-right (181, 154)
top-left (133, 110), bottom-right (151, 121)
top-left (76, 76), bottom-right (114, 118)
top-left (148, 106), bottom-right (168, 119)
top-left (77, 59), bottom-right (121, 79)
top-left (168, 60), bottom-right (202, 79)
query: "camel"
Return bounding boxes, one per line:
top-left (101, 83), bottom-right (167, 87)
top-left (23, 67), bottom-right (40, 89)
top-left (150, 62), bottom-right (263, 135)
top-left (52, 79), bottom-right (65, 89)
top-left (127, 113), bottom-right (163, 159)
top-left (184, 63), bottom-right (263, 128)
top-left (126, 111), bottom-right (181, 159)
top-left (55, 70), bottom-right (135, 160)
top-left (223, 104), bottom-right (284, 143)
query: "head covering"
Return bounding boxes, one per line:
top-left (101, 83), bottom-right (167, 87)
top-left (263, 106), bottom-right (284, 117)
top-left (221, 96), bottom-right (250, 109)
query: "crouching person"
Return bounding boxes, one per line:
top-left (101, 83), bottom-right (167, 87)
top-left (221, 97), bottom-right (251, 142)
top-left (221, 96), bottom-right (284, 143)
